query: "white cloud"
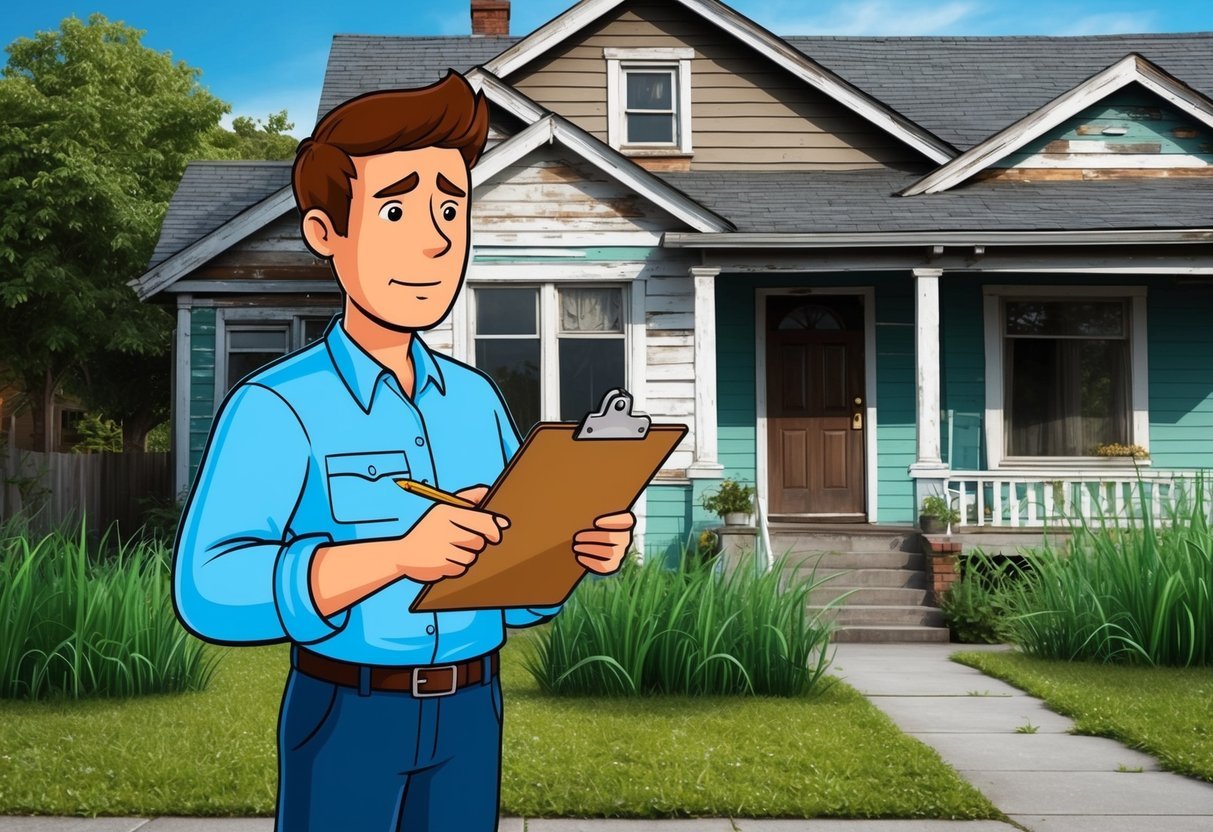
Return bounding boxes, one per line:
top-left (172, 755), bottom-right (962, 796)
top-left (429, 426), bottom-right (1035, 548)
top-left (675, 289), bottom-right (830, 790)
top-left (753, 0), bottom-right (981, 36)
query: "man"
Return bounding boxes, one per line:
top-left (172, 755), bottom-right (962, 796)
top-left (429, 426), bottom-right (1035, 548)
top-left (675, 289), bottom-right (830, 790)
top-left (172, 71), bottom-right (635, 831)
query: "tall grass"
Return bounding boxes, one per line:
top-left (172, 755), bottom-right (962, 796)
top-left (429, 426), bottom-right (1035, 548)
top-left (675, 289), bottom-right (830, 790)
top-left (997, 474), bottom-right (1213, 667)
top-left (0, 517), bottom-right (221, 699)
top-left (523, 548), bottom-right (838, 697)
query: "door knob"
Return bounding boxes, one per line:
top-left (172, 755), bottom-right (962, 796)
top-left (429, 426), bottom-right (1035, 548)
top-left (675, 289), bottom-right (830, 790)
top-left (853, 397), bottom-right (863, 406)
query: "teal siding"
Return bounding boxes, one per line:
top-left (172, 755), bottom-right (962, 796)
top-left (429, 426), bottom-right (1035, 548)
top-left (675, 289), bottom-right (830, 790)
top-left (1148, 286), bottom-right (1213, 468)
top-left (940, 280), bottom-right (986, 470)
top-left (188, 308), bottom-right (216, 487)
top-left (644, 483), bottom-right (693, 566)
top-left (1004, 86), bottom-right (1213, 166)
top-left (714, 273), bottom-right (919, 525)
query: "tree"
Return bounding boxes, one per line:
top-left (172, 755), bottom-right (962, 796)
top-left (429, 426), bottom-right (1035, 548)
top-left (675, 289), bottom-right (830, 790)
top-left (201, 110), bottom-right (299, 161)
top-left (0, 14), bottom-right (226, 451)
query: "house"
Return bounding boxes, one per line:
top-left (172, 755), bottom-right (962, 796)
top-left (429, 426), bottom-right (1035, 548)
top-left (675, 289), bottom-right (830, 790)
top-left (130, 0), bottom-right (1213, 568)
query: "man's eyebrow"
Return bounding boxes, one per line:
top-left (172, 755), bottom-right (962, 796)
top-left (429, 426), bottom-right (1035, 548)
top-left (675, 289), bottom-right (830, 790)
top-left (436, 173), bottom-right (467, 198)
top-left (373, 172), bottom-right (420, 199)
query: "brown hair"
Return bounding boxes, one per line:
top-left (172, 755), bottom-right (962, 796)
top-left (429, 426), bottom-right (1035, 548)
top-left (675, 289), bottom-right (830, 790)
top-left (292, 71), bottom-right (489, 237)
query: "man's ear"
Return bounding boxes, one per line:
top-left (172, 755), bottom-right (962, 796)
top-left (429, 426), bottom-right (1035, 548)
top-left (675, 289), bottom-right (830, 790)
top-left (301, 208), bottom-right (340, 259)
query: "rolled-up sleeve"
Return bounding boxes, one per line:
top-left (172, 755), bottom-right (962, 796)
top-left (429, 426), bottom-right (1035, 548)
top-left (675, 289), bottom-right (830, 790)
top-left (173, 383), bottom-right (349, 645)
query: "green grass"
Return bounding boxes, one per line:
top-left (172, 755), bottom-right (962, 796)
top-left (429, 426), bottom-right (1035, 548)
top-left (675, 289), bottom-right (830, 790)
top-left (525, 550), bottom-right (836, 697)
top-left (993, 475), bottom-right (1213, 666)
top-left (0, 633), bottom-right (999, 819)
top-left (953, 650), bottom-right (1213, 783)
top-left (0, 520), bottom-right (218, 699)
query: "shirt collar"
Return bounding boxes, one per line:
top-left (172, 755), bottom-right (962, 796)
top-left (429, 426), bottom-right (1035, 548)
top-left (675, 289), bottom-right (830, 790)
top-left (323, 313), bottom-right (446, 412)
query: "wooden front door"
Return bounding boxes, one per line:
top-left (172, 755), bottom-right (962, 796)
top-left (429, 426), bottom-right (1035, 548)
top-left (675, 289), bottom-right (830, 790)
top-left (766, 295), bottom-right (866, 518)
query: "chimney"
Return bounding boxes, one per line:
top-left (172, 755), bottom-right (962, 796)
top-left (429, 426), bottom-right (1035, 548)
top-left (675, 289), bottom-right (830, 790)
top-left (471, 0), bottom-right (510, 37)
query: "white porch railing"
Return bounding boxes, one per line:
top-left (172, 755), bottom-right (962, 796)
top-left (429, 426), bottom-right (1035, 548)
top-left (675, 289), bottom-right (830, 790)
top-left (944, 470), bottom-right (1210, 529)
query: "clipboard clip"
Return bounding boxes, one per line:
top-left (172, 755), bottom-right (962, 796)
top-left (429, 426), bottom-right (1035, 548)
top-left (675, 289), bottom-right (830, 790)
top-left (574, 388), bottom-right (651, 440)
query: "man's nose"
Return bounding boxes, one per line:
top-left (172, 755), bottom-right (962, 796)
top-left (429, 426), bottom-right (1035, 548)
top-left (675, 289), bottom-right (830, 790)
top-left (422, 216), bottom-right (452, 258)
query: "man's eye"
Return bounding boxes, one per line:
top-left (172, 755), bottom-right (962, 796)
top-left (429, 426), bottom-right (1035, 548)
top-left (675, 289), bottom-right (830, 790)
top-left (442, 203), bottom-right (458, 222)
top-left (379, 203), bottom-right (403, 222)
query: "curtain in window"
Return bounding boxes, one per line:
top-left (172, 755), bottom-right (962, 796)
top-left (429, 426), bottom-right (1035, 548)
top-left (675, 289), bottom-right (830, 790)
top-left (1006, 337), bottom-right (1129, 456)
top-left (561, 288), bottom-right (622, 332)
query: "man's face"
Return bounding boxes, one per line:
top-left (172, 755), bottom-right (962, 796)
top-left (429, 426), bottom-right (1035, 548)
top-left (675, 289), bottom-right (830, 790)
top-left (322, 146), bottom-right (471, 330)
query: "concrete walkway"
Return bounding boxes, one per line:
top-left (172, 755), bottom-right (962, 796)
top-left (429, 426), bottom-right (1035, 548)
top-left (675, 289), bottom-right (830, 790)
top-left (830, 641), bottom-right (1213, 831)
top-left (5, 642), bottom-right (1211, 831)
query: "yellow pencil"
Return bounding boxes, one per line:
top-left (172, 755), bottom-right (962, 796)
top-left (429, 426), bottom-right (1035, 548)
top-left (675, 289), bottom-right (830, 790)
top-left (395, 478), bottom-right (479, 508)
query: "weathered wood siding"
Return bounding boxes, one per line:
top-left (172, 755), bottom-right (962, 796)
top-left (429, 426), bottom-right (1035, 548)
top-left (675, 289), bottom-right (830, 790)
top-left (473, 147), bottom-right (680, 233)
top-left (998, 86), bottom-right (1213, 169)
top-left (509, 0), bottom-right (921, 170)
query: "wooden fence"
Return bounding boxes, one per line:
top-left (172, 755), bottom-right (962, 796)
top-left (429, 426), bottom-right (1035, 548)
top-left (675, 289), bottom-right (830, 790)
top-left (0, 447), bottom-right (173, 537)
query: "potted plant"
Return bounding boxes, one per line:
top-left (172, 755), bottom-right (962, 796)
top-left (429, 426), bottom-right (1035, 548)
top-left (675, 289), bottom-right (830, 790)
top-left (920, 494), bottom-right (960, 534)
top-left (702, 479), bottom-right (756, 526)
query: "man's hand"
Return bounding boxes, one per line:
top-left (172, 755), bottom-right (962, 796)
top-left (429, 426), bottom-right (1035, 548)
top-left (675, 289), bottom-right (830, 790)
top-left (572, 510), bottom-right (635, 575)
top-left (395, 487), bottom-right (508, 583)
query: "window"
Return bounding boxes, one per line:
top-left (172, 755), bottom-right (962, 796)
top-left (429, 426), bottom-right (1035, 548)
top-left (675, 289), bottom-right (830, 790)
top-left (217, 310), bottom-right (338, 397)
top-left (472, 285), bottom-right (627, 437)
top-left (606, 48), bottom-right (693, 154)
top-left (225, 327), bottom-right (289, 392)
top-left (984, 287), bottom-right (1148, 465)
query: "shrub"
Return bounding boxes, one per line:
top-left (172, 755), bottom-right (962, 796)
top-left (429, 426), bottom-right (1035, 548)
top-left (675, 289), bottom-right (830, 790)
top-left (522, 548), bottom-right (839, 697)
top-left (0, 518), bottom-right (221, 699)
top-left (701, 479), bottom-right (756, 517)
top-left (939, 550), bottom-right (1018, 644)
top-left (999, 475), bottom-right (1213, 666)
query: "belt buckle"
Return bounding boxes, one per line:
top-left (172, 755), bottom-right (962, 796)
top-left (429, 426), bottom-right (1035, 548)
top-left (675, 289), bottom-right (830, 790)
top-left (412, 664), bottom-right (458, 697)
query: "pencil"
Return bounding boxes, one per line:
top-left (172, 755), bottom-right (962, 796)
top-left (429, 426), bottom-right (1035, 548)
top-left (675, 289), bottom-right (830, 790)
top-left (395, 478), bottom-right (478, 508)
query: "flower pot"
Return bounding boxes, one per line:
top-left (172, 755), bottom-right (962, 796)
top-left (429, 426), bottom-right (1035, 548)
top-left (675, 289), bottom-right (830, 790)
top-left (723, 512), bottom-right (752, 526)
top-left (920, 515), bottom-right (945, 534)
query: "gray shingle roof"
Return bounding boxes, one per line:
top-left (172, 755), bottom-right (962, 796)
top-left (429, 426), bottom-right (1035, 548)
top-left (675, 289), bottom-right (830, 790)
top-left (786, 34), bottom-right (1213, 150)
top-left (316, 32), bottom-right (1213, 152)
top-left (656, 168), bottom-right (1213, 233)
top-left (317, 35), bottom-right (520, 122)
top-left (149, 161), bottom-right (292, 268)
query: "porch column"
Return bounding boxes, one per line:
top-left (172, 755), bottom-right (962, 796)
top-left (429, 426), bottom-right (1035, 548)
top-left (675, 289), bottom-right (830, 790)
top-left (174, 295), bottom-right (193, 500)
top-left (908, 268), bottom-right (949, 512)
top-left (687, 266), bottom-right (724, 479)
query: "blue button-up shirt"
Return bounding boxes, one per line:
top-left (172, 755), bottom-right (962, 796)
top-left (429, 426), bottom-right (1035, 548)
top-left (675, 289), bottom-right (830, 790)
top-left (173, 313), bottom-right (562, 665)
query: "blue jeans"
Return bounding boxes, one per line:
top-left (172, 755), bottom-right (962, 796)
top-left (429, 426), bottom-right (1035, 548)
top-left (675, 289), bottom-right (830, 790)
top-left (275, 645), bottom-right (503, 831)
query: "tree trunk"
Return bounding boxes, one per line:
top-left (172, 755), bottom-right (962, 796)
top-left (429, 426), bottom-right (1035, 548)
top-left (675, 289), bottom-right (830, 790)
top-left (26, 369), bottom-right (57, 453)
top-left (122, 411), bottom-right (158, 453)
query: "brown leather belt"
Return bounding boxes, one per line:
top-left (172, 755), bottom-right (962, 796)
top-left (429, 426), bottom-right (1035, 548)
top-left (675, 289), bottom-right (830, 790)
top-left (295, 647), bottom-right (499, 697)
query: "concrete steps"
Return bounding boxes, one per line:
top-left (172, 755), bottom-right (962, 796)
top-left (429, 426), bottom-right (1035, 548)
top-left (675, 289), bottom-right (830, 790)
top-left (771, 526), bottom-right (950, 643)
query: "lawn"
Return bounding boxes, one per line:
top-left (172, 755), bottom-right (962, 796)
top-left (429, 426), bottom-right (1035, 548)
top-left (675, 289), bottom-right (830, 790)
top-left (0, 631), bottom-right (999, 820)
top-left (952, 650), bottom-right (1213, 783)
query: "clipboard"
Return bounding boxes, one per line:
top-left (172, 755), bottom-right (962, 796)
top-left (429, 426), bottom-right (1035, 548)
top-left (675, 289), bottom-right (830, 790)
top-left (408, 388), bottom-right (687, 613)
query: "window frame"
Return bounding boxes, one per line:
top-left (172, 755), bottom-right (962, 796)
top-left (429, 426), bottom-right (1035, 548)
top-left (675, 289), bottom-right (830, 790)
top-left (982, 285), bottom-right (1149, 470)
top-left (605, 48), bottom-right (693, 155)
top-left (214, 307), bottom-right (340, 403)
top-left (467, 282), bottom-right (632, 427)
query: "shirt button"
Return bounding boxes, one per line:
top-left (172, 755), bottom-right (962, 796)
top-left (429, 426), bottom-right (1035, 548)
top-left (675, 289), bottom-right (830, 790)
top-left (425, 625), bottom-right (435, 635)
top-left (415, 437), bottom-right (426, 447)
top-left (368, 465), bottom-right (377, 476)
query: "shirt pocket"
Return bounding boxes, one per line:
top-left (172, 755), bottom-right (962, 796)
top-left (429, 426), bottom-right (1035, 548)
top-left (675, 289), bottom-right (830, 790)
top-left (325, 450), bottom-right (411, 524)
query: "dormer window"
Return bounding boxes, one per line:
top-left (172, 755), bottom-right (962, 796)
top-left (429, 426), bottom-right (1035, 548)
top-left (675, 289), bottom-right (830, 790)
top-left (605, 48), bottom-right (693, 154)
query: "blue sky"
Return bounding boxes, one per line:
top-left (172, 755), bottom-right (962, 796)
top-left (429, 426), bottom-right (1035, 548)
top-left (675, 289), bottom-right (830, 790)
top-left (3, 1), bottom-right (1211, 138)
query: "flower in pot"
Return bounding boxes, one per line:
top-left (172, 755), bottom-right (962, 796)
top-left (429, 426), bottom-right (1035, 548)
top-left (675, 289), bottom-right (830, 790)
top-left (702, 479), bottom-right (756, 526)
top-left (920, 494), bottom-right (960, 534)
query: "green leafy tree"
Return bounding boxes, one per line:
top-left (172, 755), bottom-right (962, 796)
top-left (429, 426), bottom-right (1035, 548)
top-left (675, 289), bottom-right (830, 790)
top-left (201, 109), bottom-right (299, 161)
top-left (0, 14), bottom-right (226, 451)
